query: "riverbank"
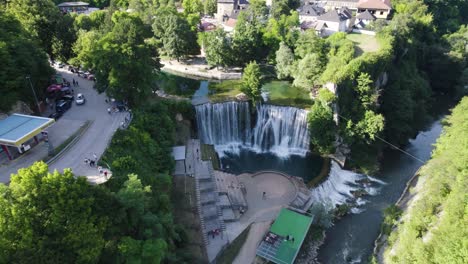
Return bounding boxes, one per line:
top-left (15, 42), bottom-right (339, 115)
top-left (316, 119), bottom-right (444, 263)
top-left (161, 57), bottom-right (241, 80)
top-left (372, 168), bottom-right (423, 263)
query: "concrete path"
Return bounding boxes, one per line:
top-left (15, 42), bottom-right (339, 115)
top-left (0, 66), bottom-right (126, 184)
top-left (225, 172), bottom-right (297, 243)
top-left (233, 221), bottom-right (272, 264)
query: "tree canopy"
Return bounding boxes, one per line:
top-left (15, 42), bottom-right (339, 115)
top-left (0, 11), bottom-right (53, 112)
top-left (0, 162), bottom-right (108, 263)
top-left (241, 61), bottom-right (263, 103)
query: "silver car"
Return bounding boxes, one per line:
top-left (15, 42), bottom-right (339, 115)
top-left (75, 93), bottom-right (85, 105)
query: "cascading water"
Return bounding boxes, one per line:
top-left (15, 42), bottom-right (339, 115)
top-left (252, 105), bottom-right (310, 157)
top-left (308, 161), bottom-right (386, 213)
top-left (195, 101), bottom-right (310, 157)
top-left (195, 101), bottom-right (251, 147)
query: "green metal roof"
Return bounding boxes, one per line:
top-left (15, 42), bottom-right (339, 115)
top-left (256, 208), bottom-right (313, 264)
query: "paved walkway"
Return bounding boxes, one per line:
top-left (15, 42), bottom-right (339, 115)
top-left (233, 221), bottom-right (272, 264)
top-left (224, 172), bottom-right (297, 244)
top-left (0, 66), bottom-right (126, 184)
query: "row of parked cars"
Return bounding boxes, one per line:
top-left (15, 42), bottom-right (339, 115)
top-left (48, 93), bottom-right (86, 120)
top-left (67, 66), bottom-right (95, 80)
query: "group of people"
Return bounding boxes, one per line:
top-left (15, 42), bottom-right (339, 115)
top-left (84, 153), bottom-right (98, 167)
top-left (208, 229), bottom-right (221, 239)
top-left (72, 78), bottom-right (79, 87)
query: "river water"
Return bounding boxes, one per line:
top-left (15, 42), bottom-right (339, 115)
top-left (317, 119), bottom-right (444, 263)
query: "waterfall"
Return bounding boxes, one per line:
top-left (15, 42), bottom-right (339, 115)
top-left (195, 101), bottom-right (310, 157)
top-left (252, 105), bottom-right (310, 157)
top-left (308, 161), bottom-right (386, 213)
top-left (195, 101), bottom-right (251, 146)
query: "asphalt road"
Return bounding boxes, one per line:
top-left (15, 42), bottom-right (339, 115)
top-left (47, 67), bottom-right (126, 183)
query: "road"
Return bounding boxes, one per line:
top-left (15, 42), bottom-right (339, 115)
top-left (47, 68), bottom-right (126, 183)
top-left (0, 66), bottom-right (126, 184)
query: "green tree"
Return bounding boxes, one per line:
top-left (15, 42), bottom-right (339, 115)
top-left (292, 53), bottom-right (323, 89)
top-left (356, 73), bottom-right (378, 110)
top-left (92, 11), bottom-right (161, 105)
top-left (232, 11), bottom-right (266, 66)
top-left (0, 11), bottom-right (53, 112)
top-left (275, 42), bottom-right (294, 79)
top-left (308, 89), bottom-right (336, 155)
top-left (182, 0), bottom-right (202, 15)
top-left (202, 29), bottom-right (232, 68)
top-left (263, 12), bottom-right (299, 61)
top-left (294, 30), bottom-right (327, 60)
top-left (0, 162), bottom-right (107, 263)
top-left (241, 61), bottom-right (263, 103)
top-left (7, 0), bottom-right (61, 57)
top-left (152, 8), bottom-right (200, 60)
top-left (53, 14), bottom-right (77, 62)
top-left (203, 0), bottom-right (217, 15)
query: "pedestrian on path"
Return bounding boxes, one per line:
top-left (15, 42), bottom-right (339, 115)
top-left (107, 108), bottom-right (111, 114)
top-left (73, 79), bottom-right (76, 86)
top-left (76, 80), bottom-right (79, 87)
top-left (262, 192), bottom-right (266, 200)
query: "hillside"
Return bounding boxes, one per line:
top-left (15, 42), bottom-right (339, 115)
top-left (384, 97), bottom-right (468, 263)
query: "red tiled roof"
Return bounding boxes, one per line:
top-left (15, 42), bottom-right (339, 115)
top-left (358, 0), bottom-right (392, 10)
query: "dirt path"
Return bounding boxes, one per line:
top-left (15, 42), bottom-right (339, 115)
top-left (233, 221), bottom-right (271, 264)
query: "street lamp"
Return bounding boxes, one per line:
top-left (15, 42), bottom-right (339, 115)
top-left (26, 75), bottom-right (41, 113)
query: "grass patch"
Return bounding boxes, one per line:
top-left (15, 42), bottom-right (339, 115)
top-left (346, 33), bottom-right (380, 56)
top-left (263, 81), bottom-right (313, 109)
top-left (201, 144), bottom-right (220, 170)
top-left (216, 225), bottom-right (251, 264)
top-left (208, 79), bottom-right (243, 102)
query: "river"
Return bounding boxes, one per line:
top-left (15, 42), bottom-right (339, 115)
top-left (316, 118), bottom-right (444, 263)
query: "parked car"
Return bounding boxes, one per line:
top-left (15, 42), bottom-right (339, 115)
top-left (48, 111), bottom-right (63, 120)
top-left (61, 94), bottom-right (74, 101)
top-left (75, 93), bottom-right (85, 105)
top-left (87, 74), bottom-right (95, 81)
top-left (77, 71), bottom-right (85, 77)
top-left (68, 66), bottom-right (79, 72)
top-left (56, 99), bottom-right (72, 113)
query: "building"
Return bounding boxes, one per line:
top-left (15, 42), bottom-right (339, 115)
top-left (171, 146), bottom-right (186, 175)
top-left (256, 208), bottom-right (314, 264)
top-left (317, 8), bottom-right (352, 35)
top-left (312, 0), bottom-right (359, 10)
top-left (216, 0), bottom-right (249, 21)
top-left (299, 3), bottom-right (325, 23)
top-left (355, 9), bottom-right (376, 28)
top-left (57, 1), bottom-right (89, 13)
top-left (357, 0), bottom-right (392, 19)
top-left (0, 114), bottom-right (54, 161)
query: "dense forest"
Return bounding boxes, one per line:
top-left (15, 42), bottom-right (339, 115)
top-left (383, 97), bottom-right (468, 263)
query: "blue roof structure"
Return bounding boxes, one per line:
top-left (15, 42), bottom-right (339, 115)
top-left (0, 114), bottom-right (54, 146)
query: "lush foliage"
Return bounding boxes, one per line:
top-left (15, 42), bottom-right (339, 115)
top-left (240, 61), bottom-right (263, 103)
top-left (0, 11), bottom-right (53, 112)
top-left (0, 162), bottom-right (108, 263)
top-left (307, 89), bottom-right (337, 155)
top-left (385, 97), bottom-right (468, 263)
top-left (202, 29), bottom-right (232, 68)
